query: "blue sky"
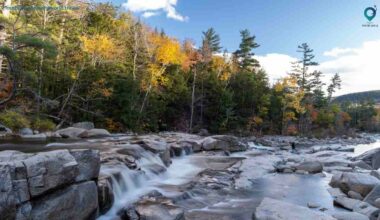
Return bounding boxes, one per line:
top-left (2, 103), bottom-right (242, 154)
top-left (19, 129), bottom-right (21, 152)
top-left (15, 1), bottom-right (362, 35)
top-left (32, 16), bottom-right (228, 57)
top-left (96, 0), bottom-right (380, 95)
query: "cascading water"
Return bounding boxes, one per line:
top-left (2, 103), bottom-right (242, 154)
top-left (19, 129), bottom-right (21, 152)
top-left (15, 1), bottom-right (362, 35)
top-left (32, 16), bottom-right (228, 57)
top-left (98, 148), bottom-right (202, 220)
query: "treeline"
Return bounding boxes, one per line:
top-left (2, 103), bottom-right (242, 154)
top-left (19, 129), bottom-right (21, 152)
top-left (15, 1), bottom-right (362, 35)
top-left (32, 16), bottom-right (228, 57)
top-left (334, 90), bottom-right (380, 104)
top-left (0, 2), bottom-right (379, 136)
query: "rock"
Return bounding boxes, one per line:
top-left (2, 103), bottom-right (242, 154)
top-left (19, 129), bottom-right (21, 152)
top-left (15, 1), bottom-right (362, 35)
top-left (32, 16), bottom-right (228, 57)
top-left (371, 170), bottom-right (380, 180)
top-left (69, 149), bottom-right (100, 182)
top-left (334, 196), bottom-right (362, 210)
top-left (352, 201), bottom-right (380, 220)
top-left (0, 163), bottom-right (17, 219)
top-left (121, 197), bottom-right (185, 220)
top-left (72, 121), bottom-right (95, 130)
top-left (201, 135), bottom-right (247, 152)
top-left (330, 172), bottom-right (380, 197)
top-left (19, 128), bottom-right (33, 136)
top-left (23, 150), bottom-right (79, 197)
top-left (136, 140), bottom-right (171, 166)
top-left (57, 127), bottom-right (86, 138)
top-left (355, 148), bottom-right (380, 170)
top-left (364, 185), bottom-right (380, 207)
top-left (332, 212), bottom-right (369, 220)
top-left (327, 187), bottom-right (346, 198)
top-left (349, 190), bottom-right (364, 200)
top-left (98, 176), bottom-right (114, 214)
top-left (350, 161), bottom-right (373, 170)
top-left (375, 198), bottom-right (380, 208)
top-left (78, 128), bottom-right (111, 138)
top-left (308, 202), bottom-right (321, 208)
top-left (20, 133), bottom-right (47, 140)
top-left (296, 161), bottom-right (323, 174)
top-left (254, 198), bottom-right (335, 220)
top-left (30, 181), bottom-right (98, 220)
top-left (197, 129), bottom-right (209, 136)
top-left (0, 123), bottom-right (12, 133)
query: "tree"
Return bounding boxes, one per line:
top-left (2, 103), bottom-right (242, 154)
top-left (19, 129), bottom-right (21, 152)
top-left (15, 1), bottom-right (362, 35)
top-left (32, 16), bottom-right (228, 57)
top-left (233, 29), bottom-right (260, 71)
top-left (327, 73), bottom-right (342, 102)
top-left (290, 43), bottom-right (318, 91)
top-left (200, 28), bottom-right (221, 63)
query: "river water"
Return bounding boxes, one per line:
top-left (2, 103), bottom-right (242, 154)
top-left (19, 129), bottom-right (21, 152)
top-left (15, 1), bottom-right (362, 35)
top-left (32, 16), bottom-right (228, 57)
top-left (1, 134), bottom-right (380, 219)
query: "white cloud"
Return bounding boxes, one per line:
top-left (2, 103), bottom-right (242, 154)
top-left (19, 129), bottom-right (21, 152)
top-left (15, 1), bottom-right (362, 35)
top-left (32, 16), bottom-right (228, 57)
top-left (257, 40), bottom-right (380, 96)
top-left (142, 11), bottom-right (160, 18)
top-left (256, 53), bottom-right (297, 84)
top-left (123, 0), bottom-right (188, 22)
top-left (318, 39), bottom-right (380, 96)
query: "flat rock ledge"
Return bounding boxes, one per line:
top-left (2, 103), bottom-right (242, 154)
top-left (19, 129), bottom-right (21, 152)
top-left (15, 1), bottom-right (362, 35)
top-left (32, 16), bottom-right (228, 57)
top-left (0, 149), bottom-right (100, 220)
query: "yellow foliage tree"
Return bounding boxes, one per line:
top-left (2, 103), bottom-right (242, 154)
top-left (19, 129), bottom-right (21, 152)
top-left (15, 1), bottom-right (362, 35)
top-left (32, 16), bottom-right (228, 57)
top-left (275, 76), bottom-right (305, 134)
top-left (80, 34), bottom-right (120, 65)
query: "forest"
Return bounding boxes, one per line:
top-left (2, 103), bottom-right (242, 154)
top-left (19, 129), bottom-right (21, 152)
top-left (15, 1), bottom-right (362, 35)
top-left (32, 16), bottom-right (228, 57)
top-left (0, 1), bottom-right (379, 136)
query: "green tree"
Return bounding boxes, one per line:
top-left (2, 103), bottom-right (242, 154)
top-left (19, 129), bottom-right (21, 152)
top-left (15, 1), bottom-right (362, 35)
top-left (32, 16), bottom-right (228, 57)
top-left (233, 29), bottom-right (260, 71)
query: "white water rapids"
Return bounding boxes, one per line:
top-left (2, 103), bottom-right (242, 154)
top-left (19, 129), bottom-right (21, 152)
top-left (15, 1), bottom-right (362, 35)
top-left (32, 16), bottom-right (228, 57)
top-left (98, 149), bottom-right (203, 220)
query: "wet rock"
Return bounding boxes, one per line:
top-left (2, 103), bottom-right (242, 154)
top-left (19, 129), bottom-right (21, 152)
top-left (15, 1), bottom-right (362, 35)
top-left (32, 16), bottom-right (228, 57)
top-left (98, 176), bottom-right (114, 214)
top-left (364, 185), bottom-right (380, 207)
top-left (254, 198), bottom-right (335, 220)
top-left (375, 198), bottom-right (380, 208)
top-left (328, 187), bottom-right (346, 198)
top-left (69, 149), bottom-right (100, 182)
top-left (332, 212), bottom-right (369, 220)
top-left (296, 161), bottom-right (323, 174)
top-left (370, 170), bottom-right (380, 180)
top-left (30, 181), bottom-right (98, 220)
top-left (350, 161), bottom-right (373, 170)
top-left (23, 150), bottom-right (79, 197)
top-left (330, 172), bottom-right (380, 197)
top-left (355, 148), bottom-right (380, 170)
top-left (201, 135), bottom-right (247, 152)
top-left (352, 201), bottom-right (380, 220)
top-left (349, 190), bottom-right (364, 200)
top-left (121, 197), bottom-right (185, 220)
top-left (334, 196), bottom-right (362, 210)
top-left (0, 123), bottom-right (12, 134)
top-left (136, 140), bottom-right (171, 166)
top-left (57, 127), bottom-right (86, 138)
top-left (72, 121), bottom-right (95, 130)
top-left (197, 129), bottom-right (209, 136)
top-left (78, 128), bottom-right (111, 138)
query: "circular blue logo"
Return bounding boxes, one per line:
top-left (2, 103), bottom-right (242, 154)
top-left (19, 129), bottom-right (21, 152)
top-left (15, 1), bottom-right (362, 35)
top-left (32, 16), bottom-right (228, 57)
top-left (364, 6), bottom-right (377, 22)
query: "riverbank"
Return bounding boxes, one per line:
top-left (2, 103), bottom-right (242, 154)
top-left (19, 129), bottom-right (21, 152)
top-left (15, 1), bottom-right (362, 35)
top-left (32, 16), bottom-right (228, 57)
top-left (1, 132), bottom-right (380, 219)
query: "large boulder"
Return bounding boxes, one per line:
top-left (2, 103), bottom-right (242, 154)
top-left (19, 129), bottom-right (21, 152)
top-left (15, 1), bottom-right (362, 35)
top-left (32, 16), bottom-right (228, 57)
top-left (72, 122), bottom-right (95, 130)
top-left (0, 163), bottom-right (17, 220)
top-left (253, 198), bottom-right (335, 220)
top-left (135, 140), bottom-right (171, 166)
top-left (0, 123), bottom-right (12, 136)
top-left (364, 185), bottom-right (380, 207)
top-left (295, 161), bottom-right (323, 173)
top-left (78, 129), bottom-right (111, 138)
top-left (69, 149), bottom-right (100, 182)
top-left (30, 181), bottom-right (98, 220)
top-left (201, 135), bottom-right (247, 152)
top-left (19, 128), bottom-right (33, 136)
top-left (355, 148), bottom-right (380, 170)
top-left (330, 172), bottom-right (380, 197)
top-left (23, 150), bottom-right (79, 197)
top-left (57, 127), bottom-right (86, 138)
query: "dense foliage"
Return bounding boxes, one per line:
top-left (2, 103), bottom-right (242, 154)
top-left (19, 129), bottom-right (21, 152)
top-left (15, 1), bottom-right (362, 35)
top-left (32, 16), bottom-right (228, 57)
top-left (0, 2), bottom-right (378, 135)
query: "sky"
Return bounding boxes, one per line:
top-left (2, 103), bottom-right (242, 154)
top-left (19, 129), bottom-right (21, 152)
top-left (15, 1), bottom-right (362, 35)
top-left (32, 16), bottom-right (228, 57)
top-left (96, 0), bottom-right (380, 96)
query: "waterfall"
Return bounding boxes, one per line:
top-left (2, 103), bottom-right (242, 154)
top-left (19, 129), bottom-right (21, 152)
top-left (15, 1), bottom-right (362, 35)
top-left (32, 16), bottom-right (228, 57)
top-left (98, 148), bottom-right (202, 220)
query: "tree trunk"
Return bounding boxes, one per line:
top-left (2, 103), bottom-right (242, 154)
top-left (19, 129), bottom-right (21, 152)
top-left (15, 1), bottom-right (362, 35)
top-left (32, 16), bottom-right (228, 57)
top-left (189, 67), bottom-right (197, 132)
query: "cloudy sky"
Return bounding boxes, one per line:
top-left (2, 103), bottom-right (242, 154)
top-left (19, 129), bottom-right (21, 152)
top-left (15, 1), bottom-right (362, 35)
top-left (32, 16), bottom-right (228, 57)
top-left (98, 0), bottom-right (380, 96)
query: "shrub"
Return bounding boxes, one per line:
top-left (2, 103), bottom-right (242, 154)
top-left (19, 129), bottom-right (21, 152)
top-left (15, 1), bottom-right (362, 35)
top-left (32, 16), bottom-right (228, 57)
top-left (32, 118), bottom-right (56, 131)
top-left (0, 110), bottom-right (31, 131)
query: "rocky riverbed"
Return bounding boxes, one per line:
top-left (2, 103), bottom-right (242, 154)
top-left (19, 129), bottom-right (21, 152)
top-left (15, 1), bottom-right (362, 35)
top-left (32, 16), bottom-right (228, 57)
top-left (1, 131), bottom-right (380, 220)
